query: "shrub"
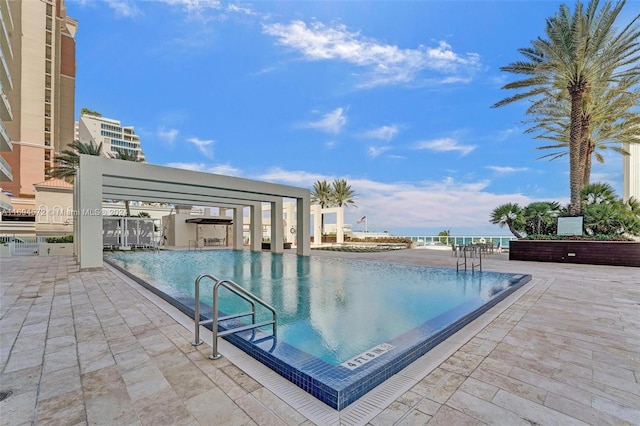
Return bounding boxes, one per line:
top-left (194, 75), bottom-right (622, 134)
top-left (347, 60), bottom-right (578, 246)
top-left (523, 234), bottom-right (633, 241)
top-left (45, 235), bottom-right (73, 243)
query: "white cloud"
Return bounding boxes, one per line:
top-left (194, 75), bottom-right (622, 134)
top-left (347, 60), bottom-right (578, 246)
top-left (362, 125), bottom-right (399, 142)
top-left (165, 162), bottom-right (208, 172)
top-left (165, 162), bottom-right (241, 176)
top-left (368, 146), bottom-right (391, 158)
top-left (186, 137), bottom-right (214, 158)
top-left (263, 21), bottom-right (481, 88)
top-left (159, 0), bottom-right (221, 13)
top-left (304, 108), bottom-right (347, 134)
top-left (158, 127), bottom-right (179, 144)
top-left (251, 168), bottom-right (535, 233)
top-left (415, 137), bottom-right (476, 156)
top-left (256, 168), bottom-right (331, 186)
top-left (486, 166), bottom-right (529, 173)
top-left (106, 0), bottom-right (141, 17)
top-left (208, 163), bottom-right (242, 176)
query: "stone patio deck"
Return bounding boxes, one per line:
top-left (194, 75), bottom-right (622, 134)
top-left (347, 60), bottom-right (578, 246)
top-left (1, 250), bottom-right (638, 425)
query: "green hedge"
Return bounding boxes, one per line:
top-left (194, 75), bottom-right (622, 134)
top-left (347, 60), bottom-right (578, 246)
top-left (523, 234), bottom-right (633, 241)
top-left (45, 235), bottom-right (73, 243)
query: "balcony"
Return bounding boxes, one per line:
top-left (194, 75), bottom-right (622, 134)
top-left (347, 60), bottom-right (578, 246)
top-left (0, 85), bottom-right (11, 121)
top-left (0, 44), bottom-right (12, 91)
top-left (0, 7), bottom-right (12, 60)
top-left (44, 127), bottom-right (51, 132)
top-left (0, 120), bottom-right (11, 151)
top-left (0, 154), bottom-right (12, 182)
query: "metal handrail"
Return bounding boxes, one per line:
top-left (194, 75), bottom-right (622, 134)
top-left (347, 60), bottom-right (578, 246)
top-left (192, 274), bottom-right (277, 360)
top-left (188, 240), bottom-right (200, 251)
top-left (456, 244), bottom-right (482, 273)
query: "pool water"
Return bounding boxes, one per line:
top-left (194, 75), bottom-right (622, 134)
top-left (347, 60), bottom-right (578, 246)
top-left (105, 250), bottom-right (531, 409)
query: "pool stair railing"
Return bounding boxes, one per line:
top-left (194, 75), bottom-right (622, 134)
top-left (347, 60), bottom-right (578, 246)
top-left (456, 245), bottom-right (483, 273)
top-left (192, 274), bottom-right (277, 360)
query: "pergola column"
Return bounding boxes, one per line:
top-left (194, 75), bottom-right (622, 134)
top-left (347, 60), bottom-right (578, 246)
top-left (296, 197), bottom-right (310, 255)
top-left (250, 204), bottom-right (262, 252)
top-left (76, 156), bottom-right (104, 270)
top-left (232, 207), bottom-right (244, 250)
top-left (270, 199), bottom-right (283, 253)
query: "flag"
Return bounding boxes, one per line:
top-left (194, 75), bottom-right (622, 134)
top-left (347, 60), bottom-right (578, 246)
top-left (357, 215), bottom-right (367, 224)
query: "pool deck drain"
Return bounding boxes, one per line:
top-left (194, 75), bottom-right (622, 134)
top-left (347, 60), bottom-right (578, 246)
top-left (1, 251), bottom-right (639, 425)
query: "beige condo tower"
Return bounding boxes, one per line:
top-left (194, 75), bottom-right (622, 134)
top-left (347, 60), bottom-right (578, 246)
top-left (0, 0), bottom-right (77, 203)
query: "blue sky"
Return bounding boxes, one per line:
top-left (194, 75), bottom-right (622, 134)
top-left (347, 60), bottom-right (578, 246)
top-left (67, 0), bottom-right (640, 236)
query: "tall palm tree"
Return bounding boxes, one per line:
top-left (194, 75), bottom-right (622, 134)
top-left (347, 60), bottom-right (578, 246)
top-left (311, 180), bottom-right (333, 208)
top-left (526, 74), bottom-right (640, 185)
top-left (48, 140), bottom-right (103, 179)
top-left (110, 148), bottom-right (144, 216)
top-left (490, 203), bottom-right (525, 238)
top-left (331, 179), bottom-right (357, 208)
top-left (311, 180), bottom-right (334, 235)
top-left (493, 0), bottom-right (640, 216)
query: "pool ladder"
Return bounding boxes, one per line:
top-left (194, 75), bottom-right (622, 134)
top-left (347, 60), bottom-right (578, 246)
top-left (456, 246), bottom-right (482, 273)
top-left (192, 274), bottom-right (277, 360)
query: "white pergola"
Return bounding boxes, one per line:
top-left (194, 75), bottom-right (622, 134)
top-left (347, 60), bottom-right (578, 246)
top-left (74, 155), bottom-right (310, 270)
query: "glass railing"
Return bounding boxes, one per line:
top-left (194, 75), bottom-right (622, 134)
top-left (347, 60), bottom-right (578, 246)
top-left (400, 235), bottom-right (517, 248)
top-left (0, 154), bottom-right (12, 178)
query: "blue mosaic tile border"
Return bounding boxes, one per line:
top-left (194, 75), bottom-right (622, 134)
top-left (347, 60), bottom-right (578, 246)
top-left (105, 257), bottom-right (531, 410)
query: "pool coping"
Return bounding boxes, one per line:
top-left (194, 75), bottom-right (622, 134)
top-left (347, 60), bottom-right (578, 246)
top-left (104, 255), bottom-right (531, 411)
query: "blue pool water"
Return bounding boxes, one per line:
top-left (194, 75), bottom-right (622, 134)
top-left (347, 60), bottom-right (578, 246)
top-left (105, 250), bottom-right (530, 409)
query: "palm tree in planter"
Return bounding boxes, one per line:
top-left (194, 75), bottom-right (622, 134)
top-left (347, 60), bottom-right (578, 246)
top-left (110, 148), bottom-right (144, 217)
top-left (581, 182), bottom-right (640, 235)
top-left (490, 203), bottom-right (525, 238)
top-left (523, 201), bottom-right (563, 236)
top-left (493, 0), bottom-right (640, 216)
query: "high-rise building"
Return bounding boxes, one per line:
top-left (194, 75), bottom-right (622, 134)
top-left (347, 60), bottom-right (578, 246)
top-left (0, 0), bottom-right (77, 200)
top-left (623, 143), bottom-right (640, 203)
top-left (0, 0), bottom-right (15, 194)
top-left (76, 114), bottom-right (146, 161)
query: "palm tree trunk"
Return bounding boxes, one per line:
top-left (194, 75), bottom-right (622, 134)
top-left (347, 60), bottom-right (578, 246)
top-left (125, 200), bottom-right (131, 217)
top-left (582, 141), bottom-right (593, 186)
top-left (568, 80), bottom-right (587, 216)
top-left (508, 223), bottom-right (523, 239)
top-left (580, 113), bottom-right (592, 186)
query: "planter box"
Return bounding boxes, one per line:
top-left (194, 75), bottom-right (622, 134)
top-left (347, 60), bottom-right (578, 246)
top-left (38, 242), bottom-right (74, 256)
top-left (509, 240), bottom-right (640, 267)
top-left (0, 244), bottom-right (10, 257)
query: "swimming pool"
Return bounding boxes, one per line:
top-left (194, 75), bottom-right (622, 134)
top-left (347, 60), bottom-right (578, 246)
top-left (105, 250), bottom-right (531, 409)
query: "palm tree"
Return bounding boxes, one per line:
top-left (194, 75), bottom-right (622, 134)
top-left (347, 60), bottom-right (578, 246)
top-left (526, 74), bottom-right (640, 186)
top-left (493, 0), bottom-right (640, 216)
top-left (581, 182), bottom-right (640, 235)
top-left (490, 203), bottom-right (525, 238)
top-left (110, 148), bottom-right (144, 216)
top-left (48, 140), bottom-right (103, 179)
top-left (311, 180), bottom-right (333, 208)
top-left (580, 182), bottom-right (617, 205)
top-left (523, 201), bottom-right (563, 235)
top-left (331, 179), bottom-right (357, 208)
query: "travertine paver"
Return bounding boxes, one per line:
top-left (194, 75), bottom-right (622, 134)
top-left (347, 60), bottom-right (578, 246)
top-left (1, 251), bottom-right (639, 425)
